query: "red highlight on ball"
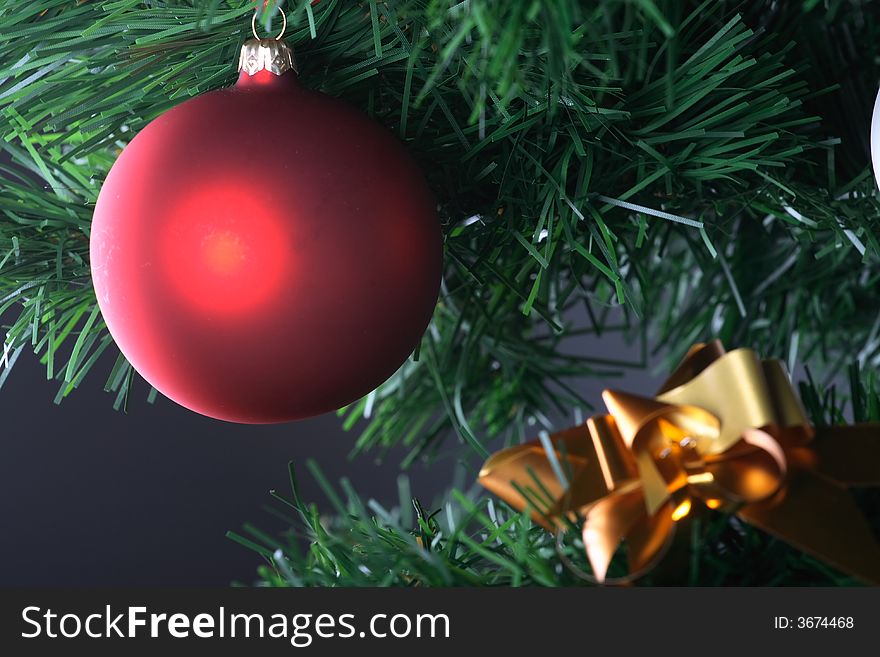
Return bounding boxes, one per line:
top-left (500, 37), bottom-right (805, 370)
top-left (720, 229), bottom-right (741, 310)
top-left (161, 184), bottom-right (290, 315)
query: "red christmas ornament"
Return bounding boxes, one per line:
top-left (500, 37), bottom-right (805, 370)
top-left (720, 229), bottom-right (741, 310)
top-left (90, 13), bottom-right (442, 423)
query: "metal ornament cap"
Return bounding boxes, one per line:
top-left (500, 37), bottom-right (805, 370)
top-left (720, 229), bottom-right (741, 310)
top-left (238, 38), bottom-right (297, 76)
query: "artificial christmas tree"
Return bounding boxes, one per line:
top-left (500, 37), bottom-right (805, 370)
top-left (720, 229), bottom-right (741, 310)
top-left (2, 1), bottom-right (880, 585)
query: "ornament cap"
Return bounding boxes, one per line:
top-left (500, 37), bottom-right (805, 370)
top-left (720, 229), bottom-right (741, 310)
top-left (238, 38), bottom-right (297, 77)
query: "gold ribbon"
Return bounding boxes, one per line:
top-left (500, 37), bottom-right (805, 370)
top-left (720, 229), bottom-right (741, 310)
top-left (478, 341), bottom-right (880, 583)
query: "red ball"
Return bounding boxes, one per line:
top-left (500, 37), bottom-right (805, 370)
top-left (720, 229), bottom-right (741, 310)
top-left (91, 62), bottom-right (441, 423)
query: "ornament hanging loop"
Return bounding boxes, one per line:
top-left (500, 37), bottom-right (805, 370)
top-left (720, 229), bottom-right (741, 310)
top-left (240, 7), bottom-right (296, 76)
top-left (252, 7), bottom-right (287, 41)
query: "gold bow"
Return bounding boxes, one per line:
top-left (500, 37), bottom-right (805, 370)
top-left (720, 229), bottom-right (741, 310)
top-left (478, 341), bottom-right (880, 583)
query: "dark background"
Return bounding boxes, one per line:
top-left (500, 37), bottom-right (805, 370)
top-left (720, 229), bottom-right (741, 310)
top-left (0, 332), bottom-right (656, 587)
top-left (0, 348), bottom-right (453, 587)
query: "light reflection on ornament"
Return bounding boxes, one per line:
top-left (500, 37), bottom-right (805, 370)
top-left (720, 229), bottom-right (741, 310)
top-left (160, 183), bottom-right (290, 315)
top-left (685, 472), bottom-right (714, 485)
top-left (203, 231), bottom-right (245, 274)
top-left (671, 498), bottom-right (692, 521)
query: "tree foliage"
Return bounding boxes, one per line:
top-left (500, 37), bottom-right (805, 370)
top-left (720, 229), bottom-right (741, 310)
top-left (1, 2), bottom-right (879, 468)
